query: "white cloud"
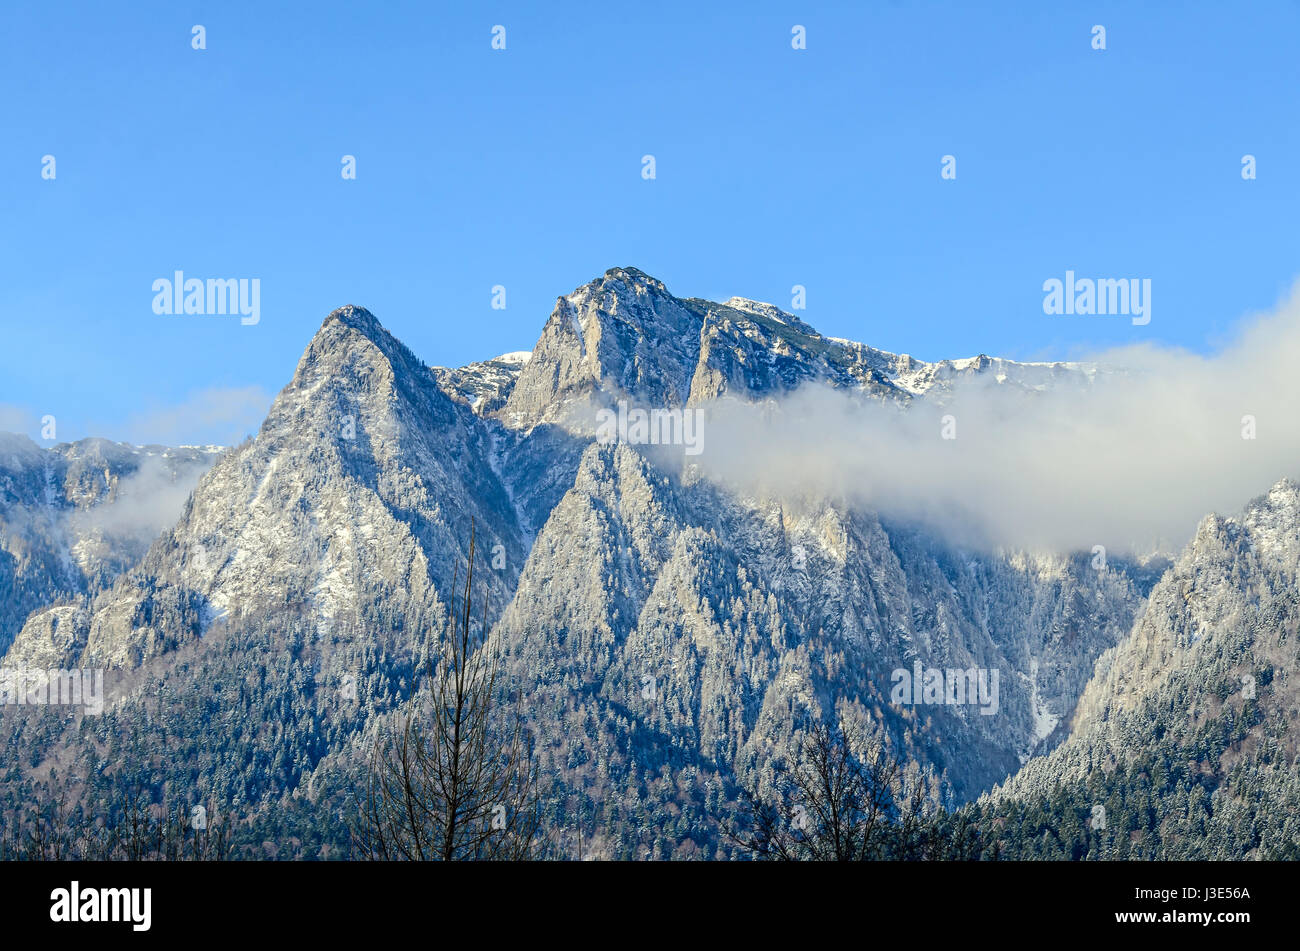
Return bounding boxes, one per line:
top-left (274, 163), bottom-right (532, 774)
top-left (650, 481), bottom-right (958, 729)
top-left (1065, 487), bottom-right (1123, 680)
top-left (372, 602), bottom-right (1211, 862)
top-left (68, 454), bottom-right (213, 550)
top-left (695, 285), bottom-right (1300, 555)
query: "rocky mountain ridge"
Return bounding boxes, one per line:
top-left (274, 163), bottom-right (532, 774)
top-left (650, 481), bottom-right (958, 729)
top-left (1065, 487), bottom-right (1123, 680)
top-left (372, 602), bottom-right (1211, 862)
top-left (0, 435), bottom-right (220, 657)
top-left (1, 266), bottom-right (1233, 859)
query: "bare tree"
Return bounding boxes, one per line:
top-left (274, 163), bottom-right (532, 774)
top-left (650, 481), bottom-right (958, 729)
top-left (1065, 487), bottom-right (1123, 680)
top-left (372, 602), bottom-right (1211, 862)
top-left (0, 788), bottom-right (231, 861)
top-left (731, 721), bottom-right (979, 861)
top-left (113, 794), bottom-right (232, 861)
top-left (358, 522), bottom-right (540, 860)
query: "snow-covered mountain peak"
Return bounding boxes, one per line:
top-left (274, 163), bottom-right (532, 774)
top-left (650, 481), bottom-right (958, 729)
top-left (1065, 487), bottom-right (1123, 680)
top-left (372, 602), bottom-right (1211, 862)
top-left (283, 303), bottom-right (440, 424)
top-left (320, 303), bottom-right (385, 336)
top-left (1235, 477), bottom-right (1300, 567)
top-left (596, 265), bottom-right (671, 295)
top-left (722, 296), bottom-right (794, 325)
top-left (503, 269), bottom-right (705, 427)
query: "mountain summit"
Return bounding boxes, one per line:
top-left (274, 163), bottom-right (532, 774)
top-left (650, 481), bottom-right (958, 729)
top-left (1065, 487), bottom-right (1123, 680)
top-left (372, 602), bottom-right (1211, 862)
top-left (0, 267), bottom-right (1228, 860)
top-left (497, 267), bottom-right (1095, 431)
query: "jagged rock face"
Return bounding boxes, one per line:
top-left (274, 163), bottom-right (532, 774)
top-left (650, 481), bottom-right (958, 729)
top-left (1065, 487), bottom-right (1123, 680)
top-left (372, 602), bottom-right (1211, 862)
top-left (432, 352), bottom-right (531, 416)
top-left (1073, 480), bottom-right (1300, 730)
top-left (502, 268), bottom-right (707, 428)
top-left (502, 267), bottom-right (1099, 432)
top-left (993, 479), bottom-right (1300, 811)
top-left (7, 306), bottom-right (531, 668)
top-left (493, 442), bottom-right (1147, 803)
top-left (0, 434), bottom-right (219, 656)
top-left (3, 603), bottom-right (92, 670)
top-left (2, 269), bottom-right (1169, 856)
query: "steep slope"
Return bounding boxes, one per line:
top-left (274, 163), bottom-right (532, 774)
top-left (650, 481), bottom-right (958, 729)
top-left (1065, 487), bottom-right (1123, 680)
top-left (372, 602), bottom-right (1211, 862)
top-left (489, 441), bottom-right (1148, 828)
top-left (0, 434), bottom-right (220, 655)
top-left (1, 270), bottom-right (1159, 859)
top-left (501, 267), bottom-right (1098, 433)
top-left (6, 306), bottom-right (529, 670)
top-left (976, 480), bottom-right (1300, 858)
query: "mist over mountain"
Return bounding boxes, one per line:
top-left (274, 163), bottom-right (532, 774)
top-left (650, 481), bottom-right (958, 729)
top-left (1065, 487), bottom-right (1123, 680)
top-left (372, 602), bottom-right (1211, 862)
top-left (972, 479), bottom-right (1300, 859)
top-left (694, 286), bottom-right (1300, 555)
top-left (1, 266), bottom-right (1293, 860)
top-left (0, 437), bottom-right (221, 656)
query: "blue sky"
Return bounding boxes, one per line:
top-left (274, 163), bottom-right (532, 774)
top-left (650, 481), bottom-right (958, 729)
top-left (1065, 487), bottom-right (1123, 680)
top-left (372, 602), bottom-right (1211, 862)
top-left (3, 0), bottom-right (1299, 445)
